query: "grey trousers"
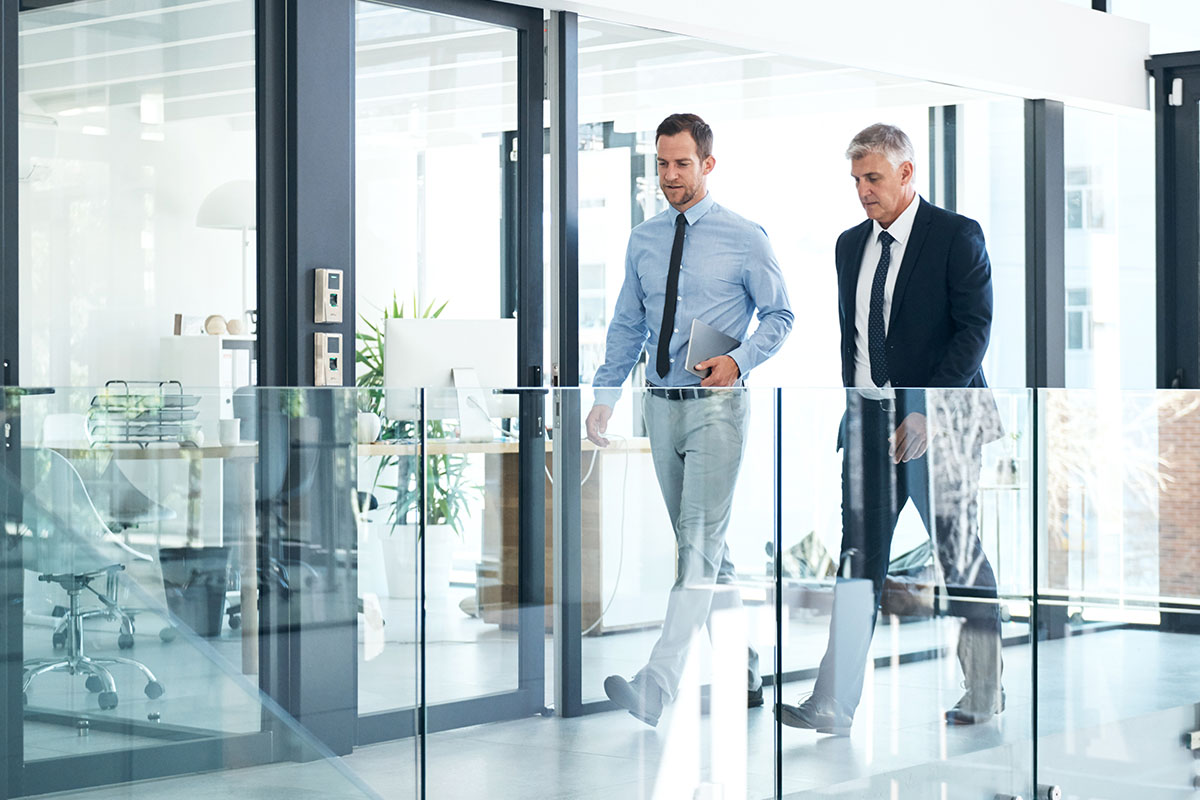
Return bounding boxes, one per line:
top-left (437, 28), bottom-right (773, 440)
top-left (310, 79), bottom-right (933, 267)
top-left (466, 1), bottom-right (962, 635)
top-left (637, 389), bottom-right (761, 702)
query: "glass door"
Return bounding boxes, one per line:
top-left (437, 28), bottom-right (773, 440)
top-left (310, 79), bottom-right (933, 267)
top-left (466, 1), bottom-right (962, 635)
top-left (352, 0), bottom-right (546, 746)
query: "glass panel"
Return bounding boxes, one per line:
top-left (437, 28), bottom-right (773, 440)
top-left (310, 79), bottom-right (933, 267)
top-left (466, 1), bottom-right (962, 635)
top-left (1038, 389), bottom-right (1200, 796)
top-left (356, 387), bottom-right (420, 718)
top-left (5, 386), bottom-right (401, 798)
top-left (574, 17), bottom-right (1005, 392)
top-left (353, 0), bottom-right (522, 719)
top-left (1063, 106), bottom-right (1156, 389)
top-left (19, 0), bottom-right (259, 390)
top-left (959, 98), bottom-right (1028, 388)
top-left (777, 388), bottom-right (1033, 799)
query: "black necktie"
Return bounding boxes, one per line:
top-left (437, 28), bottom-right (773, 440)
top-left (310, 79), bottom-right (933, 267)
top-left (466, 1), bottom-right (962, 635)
top-left (656, 213), bottom-right (688, 379)
top-left (868, 230), bottom-right (895, 387)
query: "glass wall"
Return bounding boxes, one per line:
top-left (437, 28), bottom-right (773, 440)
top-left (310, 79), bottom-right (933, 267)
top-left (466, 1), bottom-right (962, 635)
top-left (7, 4), bottom-right (1192, 800)
top-left (1062, 106), bottom-right (1156, 390)
top-left (1037, 389), bottom-right (1200, 797)
top-left (28, 386), bottom-right (1200, 800)
top-left (19, 0), bottom-right (258, 395)
top-left (959, 98), bottom-right (1028, 388)
top-left (7, 386), bottom-right (398, 798)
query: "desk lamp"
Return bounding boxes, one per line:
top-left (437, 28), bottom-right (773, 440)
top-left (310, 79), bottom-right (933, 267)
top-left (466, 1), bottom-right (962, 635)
top-left (196, 180), bottom-right (256, 329)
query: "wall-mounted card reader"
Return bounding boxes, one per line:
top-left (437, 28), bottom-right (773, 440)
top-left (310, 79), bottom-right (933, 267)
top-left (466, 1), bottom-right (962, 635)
top-left (315, 332), bottom-right (343, 386)
top-left (315, 268), bottom-right (343, 323)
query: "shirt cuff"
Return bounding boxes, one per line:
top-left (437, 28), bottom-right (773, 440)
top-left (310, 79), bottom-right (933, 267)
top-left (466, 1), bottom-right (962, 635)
top-left (592, 387), bottom-right (622, 409)
top-left (725, 346), bottom-right (751, 379)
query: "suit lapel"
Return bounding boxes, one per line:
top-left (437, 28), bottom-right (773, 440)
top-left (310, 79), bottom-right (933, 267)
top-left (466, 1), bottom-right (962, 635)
top-left (839, 221), bottom-right (872, 331)
top-left (888, 200), bottom-right (932, 331)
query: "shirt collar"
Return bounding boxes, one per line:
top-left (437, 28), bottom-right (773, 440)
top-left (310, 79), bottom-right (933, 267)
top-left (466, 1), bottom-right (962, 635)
top-left (675, 192), bottom-right (715, 226)
top-left (871, 193), bottom-right (920, 246)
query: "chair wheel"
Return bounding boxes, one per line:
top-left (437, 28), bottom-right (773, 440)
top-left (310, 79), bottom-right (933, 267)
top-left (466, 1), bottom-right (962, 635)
top-left (159, 627), bottom-right (177, 643)
top-left (98, 691), bottom-right (118, 710)
top-left (144, 681), bottom-right (164, 700)
top-left (228, 614), bottom-right (241, 630)
top-left (118, 633), bottom-right (135, 649)
top-left (85, 675), bottom-right (105, 693)
top-left (52, 631), bottom-right (65, 649)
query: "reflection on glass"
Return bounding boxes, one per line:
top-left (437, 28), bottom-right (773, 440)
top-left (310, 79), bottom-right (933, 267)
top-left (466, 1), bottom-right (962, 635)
top-left (1062, 106), bottom-right (1155, 389)
top-left (776, 389), bottom-right (1032, 798)
top-left (9, 386), bottom-right (382, 799)
top-left (958, 98), bottom-right (1027, 388)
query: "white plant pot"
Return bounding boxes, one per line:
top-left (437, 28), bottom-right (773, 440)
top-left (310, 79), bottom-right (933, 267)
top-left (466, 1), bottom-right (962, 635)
top-left (356, 411), bottom-right (382, 444)
top-left (357, 522), bottom-right (390, 599)
top-left (380, 524), bottom-right (455, 599)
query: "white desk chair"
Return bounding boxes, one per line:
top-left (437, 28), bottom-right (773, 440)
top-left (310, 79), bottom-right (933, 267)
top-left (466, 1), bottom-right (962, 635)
top-left (40, 413), bottom-right (175, 649)
top-left (20, 449), bottom-right (164, 710)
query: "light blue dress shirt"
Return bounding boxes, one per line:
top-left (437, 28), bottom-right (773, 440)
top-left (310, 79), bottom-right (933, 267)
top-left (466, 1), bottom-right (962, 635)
top-left (592, 193), bottom-right (793, 406)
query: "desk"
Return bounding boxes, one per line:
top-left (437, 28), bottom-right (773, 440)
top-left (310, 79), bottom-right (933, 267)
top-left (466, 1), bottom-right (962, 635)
top-left (361, 437), bottom-right (651, 631)
top-left (53, 444), bottom-right (259, 673)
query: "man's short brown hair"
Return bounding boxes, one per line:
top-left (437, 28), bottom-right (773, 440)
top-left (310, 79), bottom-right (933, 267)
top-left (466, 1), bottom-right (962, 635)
top-left (656, 113), bottom-right (713, 161)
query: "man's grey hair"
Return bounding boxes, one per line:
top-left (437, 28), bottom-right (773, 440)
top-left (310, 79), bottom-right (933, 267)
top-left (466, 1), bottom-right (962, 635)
top-left (845, 123), bottom-right (915, 169)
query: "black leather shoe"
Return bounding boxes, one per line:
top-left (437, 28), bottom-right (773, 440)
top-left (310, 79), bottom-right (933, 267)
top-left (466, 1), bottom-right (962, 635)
top-left (776, 696), bottom-right (852, 736)
top-left (944, 687), bottom-right (1006, 726)
top-left (748, 686), bottom-right (763, 708)
top-left (604, 674), bottom-right (663, 727)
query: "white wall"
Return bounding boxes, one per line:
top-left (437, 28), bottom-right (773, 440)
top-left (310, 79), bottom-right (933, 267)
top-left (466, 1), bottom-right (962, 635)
top-left (19, 107), bottom-right (254, 391)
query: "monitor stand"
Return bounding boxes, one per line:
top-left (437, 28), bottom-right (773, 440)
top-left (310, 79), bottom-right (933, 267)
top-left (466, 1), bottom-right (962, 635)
top-left (452, 367), bottom-right (494, 443)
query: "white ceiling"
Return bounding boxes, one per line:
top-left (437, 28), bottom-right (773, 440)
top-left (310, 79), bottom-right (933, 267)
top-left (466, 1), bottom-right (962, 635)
top-left (18, 0), bottom-right (999, 144)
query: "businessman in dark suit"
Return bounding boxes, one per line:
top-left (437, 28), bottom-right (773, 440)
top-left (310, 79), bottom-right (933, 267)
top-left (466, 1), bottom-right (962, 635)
top-left (779, 123), bottom-right (1003, 735)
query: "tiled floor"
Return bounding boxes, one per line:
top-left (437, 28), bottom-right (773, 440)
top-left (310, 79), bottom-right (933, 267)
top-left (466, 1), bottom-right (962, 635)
top-left (25, 627), bottom-right (1200, 799)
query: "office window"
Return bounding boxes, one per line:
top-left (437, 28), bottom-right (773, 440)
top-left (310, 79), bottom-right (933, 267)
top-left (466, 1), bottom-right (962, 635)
top-left (1066, 287), bottom-right (1093, 350)
top-left (1066, 165), bottom-right (1109, 230)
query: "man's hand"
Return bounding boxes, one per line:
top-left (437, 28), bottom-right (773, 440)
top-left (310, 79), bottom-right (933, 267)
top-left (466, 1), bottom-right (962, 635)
top-left (585, 404), bottom-right (613, 447)
top-left (889, 412), bottom-right (927, 464)
top-left (696, 355), bottom-right (741, 387)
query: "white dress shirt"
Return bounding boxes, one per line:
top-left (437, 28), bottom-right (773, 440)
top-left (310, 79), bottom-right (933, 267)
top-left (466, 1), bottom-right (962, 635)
top-left (853, 193), bottom-right (922, 393)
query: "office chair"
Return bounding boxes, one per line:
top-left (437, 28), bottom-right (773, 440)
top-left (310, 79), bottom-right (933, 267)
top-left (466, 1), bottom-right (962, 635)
top-left (224, 388), bottom-right (376, 628)
top-left (19, 449), bottom-right (165, 710)
top-left (42, 413), bottom-right (177, 649)
top-left (224, 389), bottom-right (325, 629)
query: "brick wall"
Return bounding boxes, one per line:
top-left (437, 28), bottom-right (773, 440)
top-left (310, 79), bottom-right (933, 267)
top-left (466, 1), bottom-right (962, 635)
top-left (1157, 394), bottom-right (1200, 600)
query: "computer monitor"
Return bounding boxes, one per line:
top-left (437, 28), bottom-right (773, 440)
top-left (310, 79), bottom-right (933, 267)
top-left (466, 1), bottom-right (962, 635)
top-left (383, 318), bottom-right (519, 438)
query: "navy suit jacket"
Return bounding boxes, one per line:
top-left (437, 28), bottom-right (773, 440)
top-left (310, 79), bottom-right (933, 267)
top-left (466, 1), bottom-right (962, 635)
top-left (837, 198), bottom-right (992, 390)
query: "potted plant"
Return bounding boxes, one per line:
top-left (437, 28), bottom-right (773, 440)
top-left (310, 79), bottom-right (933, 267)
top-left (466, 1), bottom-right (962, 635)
top-left (356, 294), bottom-right (482, 596)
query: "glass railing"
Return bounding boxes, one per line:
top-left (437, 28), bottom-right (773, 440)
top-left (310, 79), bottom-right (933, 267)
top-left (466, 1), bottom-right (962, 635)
top-left (1035, 388), bottom-right (1200, 798)
top-left (4, 385), bottom-right (1197, 798)
top-left (3, 385), bottom-right (404, 798)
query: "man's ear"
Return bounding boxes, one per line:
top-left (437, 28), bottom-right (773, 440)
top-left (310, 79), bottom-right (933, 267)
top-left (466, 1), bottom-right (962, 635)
top-left (703, 155), bottom-right (716, 175)
top-left (900, 160), bottom-right (914, 185)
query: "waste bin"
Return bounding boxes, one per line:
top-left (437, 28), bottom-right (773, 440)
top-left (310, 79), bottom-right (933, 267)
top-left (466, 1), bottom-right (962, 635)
top-left (159, 546), bottom-right (231, 637)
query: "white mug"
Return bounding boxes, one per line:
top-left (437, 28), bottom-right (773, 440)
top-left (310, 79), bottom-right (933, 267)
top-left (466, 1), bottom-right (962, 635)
top-left (219, 418), bottom-right (241, 446)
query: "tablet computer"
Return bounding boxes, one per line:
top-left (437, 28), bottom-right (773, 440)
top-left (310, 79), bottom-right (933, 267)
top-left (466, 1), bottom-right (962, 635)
top-left (684, 319), bottom-right (741, 379)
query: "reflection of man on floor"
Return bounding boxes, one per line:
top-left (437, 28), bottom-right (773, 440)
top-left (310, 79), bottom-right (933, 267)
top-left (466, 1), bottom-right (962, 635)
top-left (586, 113), bottom-right (792, 727)
top-left (779, 123), bottom-right (1004, 736)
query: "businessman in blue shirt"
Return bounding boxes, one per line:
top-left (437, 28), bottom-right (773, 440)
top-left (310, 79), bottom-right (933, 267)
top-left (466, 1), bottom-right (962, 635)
top-left (586, 113), bottom-right (793, 727)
